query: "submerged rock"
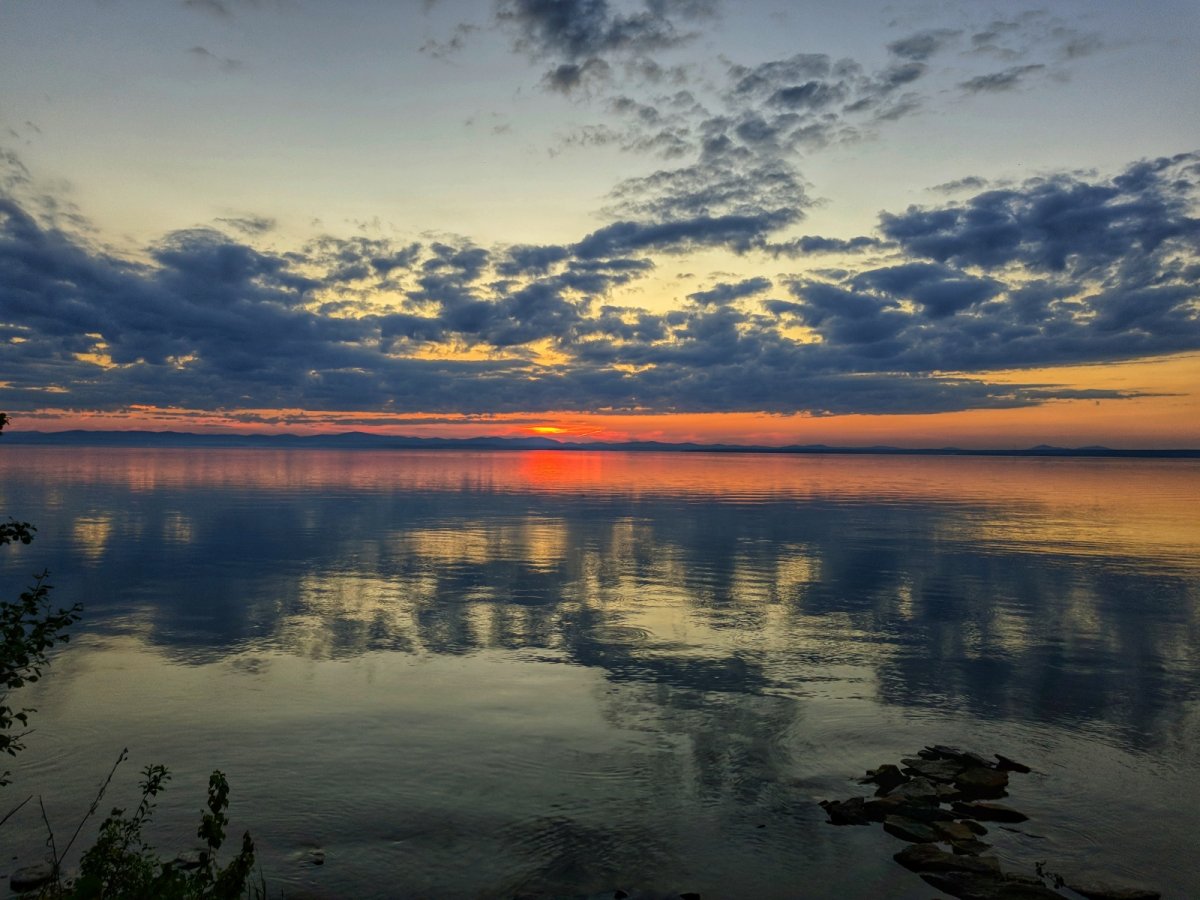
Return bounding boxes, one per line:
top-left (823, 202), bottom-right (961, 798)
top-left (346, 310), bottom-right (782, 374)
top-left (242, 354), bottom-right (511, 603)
top-left (859, 763), bottom-right (908, 793)
top-left (10, 862), bottom-right (55, 893)
top-left (1064, 878), bottom-right (1161, 900)
top-left (893, 843), bottom-right (1000, 875)
top-left (950, 801), bottom-right (1028, 823)
top-left (819, 744), bottom-right (1159, 900)
top-left (902, 756), bottom-right (966, 783)
top-left (819, 797), bottom-right (872, 826)
top-left (169, 848), bottom-right (207, 871)
top-left (955, 767), bottom-right (1010, 797)
top-left (994, 754), bottom-right (1032, 774)
top-left (883, 775), bottom-right (941, 805)
top-left (883, 815), bottom-right (941, 843)
top-left (920, 870), bottom-right (1062, 899)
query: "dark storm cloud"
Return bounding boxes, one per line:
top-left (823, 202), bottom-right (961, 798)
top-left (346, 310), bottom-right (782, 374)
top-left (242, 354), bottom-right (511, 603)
top-left (2, 152), bottom-right (1197, 419)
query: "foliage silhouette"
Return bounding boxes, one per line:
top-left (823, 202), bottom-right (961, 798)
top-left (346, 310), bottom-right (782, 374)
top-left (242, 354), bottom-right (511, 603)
top-left (0, 412), bottom-right (81, 786)
top-left (1, 414), bottom-right (257, 898)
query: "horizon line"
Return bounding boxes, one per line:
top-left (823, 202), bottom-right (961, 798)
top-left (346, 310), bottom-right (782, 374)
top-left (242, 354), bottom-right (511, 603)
top-left (4, 429), bottom-right (1199, 458)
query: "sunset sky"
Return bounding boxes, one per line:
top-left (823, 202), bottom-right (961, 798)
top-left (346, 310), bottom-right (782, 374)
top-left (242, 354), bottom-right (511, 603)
top-left (1, 0), bottom-right (1198, 447)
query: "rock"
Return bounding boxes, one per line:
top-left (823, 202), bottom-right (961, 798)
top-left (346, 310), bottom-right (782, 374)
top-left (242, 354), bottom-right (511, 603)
top-left (920, 870), bottom-right (1063, 899)
top-left (902, 757), bottom-right (965, 783)
top-left (924, 744), bottom-right (965, 759)
top-left (936, 782), bottom-right (963, 802)
top-left (955, 767), bottom-right (1010, 797)
top-left (883, 815), bottom-right (942, 843)
top-left (951, 801), bottom-right (1028, 823)
top-left (893, 843), bottom-right (1000, 875)
top-left (935, 820), bottom-right (982, 843)
top-left (994, 754), bottom-right (1032, 774)
top-left (10, 862), bottom-right (55, 893)
top-left (924, 746), bottom-right (995, 769)
top-left (948, 838), bottom-right (993, 855)
top-left (859, 763), bottom-right (908, 793)
top-left (819, 797), bottom-right (872, 826)
top-left (883, 776), bottom-right (941, 805)
top-left (962, 818), bottom-right (989, 836)
top-left (169, 849), bottom-right (207, 871)
top-left (1064, 878), bottom-right (1161, 900)
top-left (304, 849), bottom-right (325, 866)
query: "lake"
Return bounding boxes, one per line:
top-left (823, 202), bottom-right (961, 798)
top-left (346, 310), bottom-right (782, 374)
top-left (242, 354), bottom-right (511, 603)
top-left (1, 447), bottom-right (1198, 898)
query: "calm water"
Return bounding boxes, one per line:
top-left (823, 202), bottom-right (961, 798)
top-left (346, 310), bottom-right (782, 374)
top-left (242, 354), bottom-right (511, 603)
top-left (1, 448), bottom-right (1198, 898)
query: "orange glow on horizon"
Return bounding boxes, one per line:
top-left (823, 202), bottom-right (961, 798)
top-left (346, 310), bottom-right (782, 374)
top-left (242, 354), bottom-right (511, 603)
top-left (8, 354), bottom-right (1199, 450)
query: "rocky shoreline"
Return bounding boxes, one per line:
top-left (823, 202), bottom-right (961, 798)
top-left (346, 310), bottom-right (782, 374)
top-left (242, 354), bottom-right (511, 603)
top-left (819, 745), bottom-right (1160, 900)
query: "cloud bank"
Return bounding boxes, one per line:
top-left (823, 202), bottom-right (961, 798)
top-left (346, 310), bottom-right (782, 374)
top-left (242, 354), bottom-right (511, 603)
top-left (2, 150), bottom-right (1197, 419)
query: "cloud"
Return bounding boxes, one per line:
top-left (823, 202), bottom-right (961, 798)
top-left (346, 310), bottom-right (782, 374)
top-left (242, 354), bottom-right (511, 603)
top-left (2, 152), bottom-right (1197, 420)
top-left (929, 176), bottom-right (990, 194)
top-left (497, 0), bottom-right (717, 62)
top-left (216, 215), bottom-right (277, 236)
top-left (959, 64), bottom-right (1045, 94)
top-left (187, 46), bottom-right (245, 72)
top-left (879, 153), bottom-right (1200, 276)
top-left (687, 276), bottom-right (771, 306)
top-left (886, 28), bottom-right (960, 61)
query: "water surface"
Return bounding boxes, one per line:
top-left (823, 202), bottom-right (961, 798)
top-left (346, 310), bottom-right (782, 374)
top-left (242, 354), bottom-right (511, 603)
top-left (1, 448), bottom-right (1198, 897)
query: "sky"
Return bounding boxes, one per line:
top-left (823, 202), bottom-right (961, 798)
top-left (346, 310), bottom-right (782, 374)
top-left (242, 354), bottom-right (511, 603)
top-left (0, 0), bottom-right (1198, 447)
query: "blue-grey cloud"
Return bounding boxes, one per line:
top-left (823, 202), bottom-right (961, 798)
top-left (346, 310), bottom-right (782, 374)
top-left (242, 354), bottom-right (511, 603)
top-left (886, 28), bottom-right (960, 61)
top-left (959, 64), bottom-right (1045, 94)
top-left (2, 153), bottom-right (1197, 420)
top-left (498, 0), bottom-right (718, 62)
top-left (687, 276), bottom-right (770, 306)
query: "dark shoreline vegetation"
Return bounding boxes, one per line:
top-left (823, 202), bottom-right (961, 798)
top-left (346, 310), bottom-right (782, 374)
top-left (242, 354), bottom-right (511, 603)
top-left (5, 430), bottom-right (1199, 459)
top-left (2, 414), bottom-right (257, 898)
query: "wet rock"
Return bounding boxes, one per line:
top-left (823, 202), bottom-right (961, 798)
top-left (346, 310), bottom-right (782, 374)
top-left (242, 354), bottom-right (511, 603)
top-left (859, 763), bottom-right (908, 793)
top-left (861, 794), bottom-right (909, 820)
top-left (893, 843), bottom-right (1000, 875)
top-left (951, 801), bottom-right (1028, 823)
top-left (169, 849), bottom-right (207, 871)
top-left (902, 757), bottom-right (965, 783)
top-left (948, 838), bottom-right (992, 856)
top-left (883, 776), bottom-right (940, 805)
top-left (923, 744), bottom-right (965, 759)
top-left (962, 819), bottom-right (989, 836)
top-left (10, 862), bottom-right (55, 893)
top-left (936, 782), bottom-right (963, 802)
top-left (1064, 878), bottom-right (1161, 900)
top-left (819, 797), bottom-right (872, 826)
top-left (883, 815), bottom-right (941, 843)
top-left (920, 870), bottom-right (1062, 899)
top-left (924, 746), bottom-right (995, 769)
top-left (304, 849), bottom-right (325, 866)
top-left (994, 754), bottom-right (1032, 774)
top-left (935, 820), bottom-right (982, 843)
top-left (955, 767), bottom-right (1010, 797)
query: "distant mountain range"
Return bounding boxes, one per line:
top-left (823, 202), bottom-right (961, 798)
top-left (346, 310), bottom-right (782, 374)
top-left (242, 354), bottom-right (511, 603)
top-left (3, 430), bottom-right (1198, 458)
